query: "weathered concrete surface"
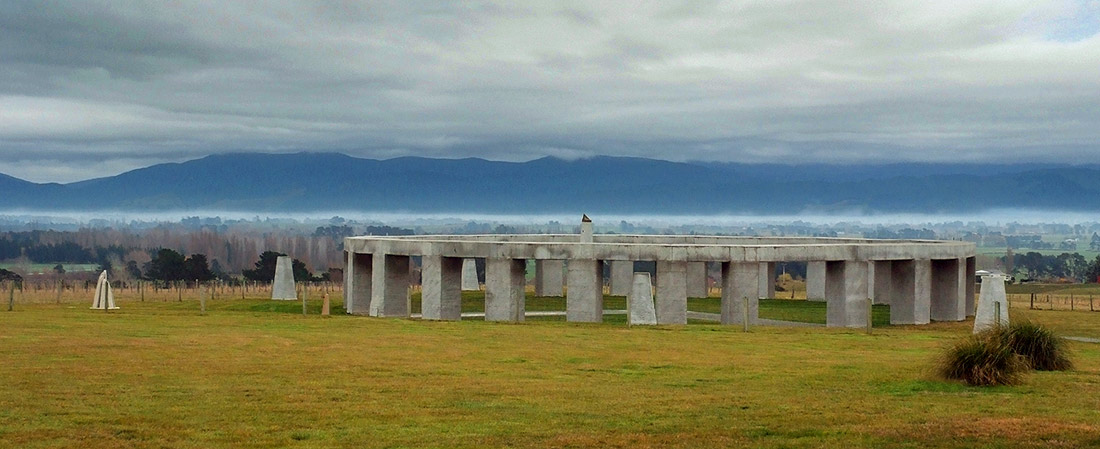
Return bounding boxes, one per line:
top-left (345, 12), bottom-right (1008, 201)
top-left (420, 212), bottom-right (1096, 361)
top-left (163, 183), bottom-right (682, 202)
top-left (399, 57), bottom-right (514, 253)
top-left (628, 272), bottom-right (657, 325)
top-left (758, 262), bottom-right (776, 299)
top-left (345, 234), bottom-right (976, 327)
top-left (272, 255), bottom-right (297, 300)
top-left (974, 274), bottom-right (1009, 333)
top-left (656, 260), bottom-right (688, 325)
top-left (930, 258), bottom-right (965, 321)
top-left (721, 262), bottom-right (759, 325)
top-left (347, 234), bottom-right (976, 264)
top-left (871, 260), bottom-right (892, 305)
top-left (890, 259), bottom-right (931, 325)
top-left (347, 252), bottom-right (372, 315)
top-left (687, 262), bottom-right (708, 298)
top-left (461, 258), bottom-right (479, 291)
top-left (566, 259), bottom-right (603, 322)
top-left (485, 258), bottom-right (525, 322)
top-left (965, 257), bottom-right (977, 317)
top-left (806, 261), bottom-right (826, 302)
top-left (421, 256), bottom-right (462, 321)
top-left (534, 259), bottom-right (564, 297)
top-left (825, 260), bottom-right (869, 328)
top-left (580, 216), bottom-right (593, 243)
top-left (342, 251), bottom-right (351, 311)
top-left (90, 270), bottom-right (119, 310)
top-left (609, 260), bottom-right (633, 296)
top-left (370, 253), bottom-right (410, 317)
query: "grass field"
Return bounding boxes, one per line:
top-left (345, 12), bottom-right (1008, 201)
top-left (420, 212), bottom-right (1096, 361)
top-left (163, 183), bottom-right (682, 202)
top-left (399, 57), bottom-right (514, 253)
top-left (2, 291), bottom-right (1099, 448)
top-left (0, 263), bottom-right (100, 275)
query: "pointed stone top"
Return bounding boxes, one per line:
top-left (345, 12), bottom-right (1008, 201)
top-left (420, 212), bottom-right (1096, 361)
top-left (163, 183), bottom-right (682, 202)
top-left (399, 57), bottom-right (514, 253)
top-left (581, 214), bottom-right (591, 223)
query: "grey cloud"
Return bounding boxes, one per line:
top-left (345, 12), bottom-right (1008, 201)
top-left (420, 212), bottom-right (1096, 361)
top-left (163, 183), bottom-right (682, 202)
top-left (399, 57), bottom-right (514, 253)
top-left (0, 0), bottom-right (1098, 182)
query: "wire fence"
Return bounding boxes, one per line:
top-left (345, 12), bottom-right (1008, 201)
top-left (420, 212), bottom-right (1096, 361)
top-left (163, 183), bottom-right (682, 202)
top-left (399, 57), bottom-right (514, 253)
top-left (1007, 293), bottom-right (1100, 312)
top-left (1, 279), bottom-right (344, 305)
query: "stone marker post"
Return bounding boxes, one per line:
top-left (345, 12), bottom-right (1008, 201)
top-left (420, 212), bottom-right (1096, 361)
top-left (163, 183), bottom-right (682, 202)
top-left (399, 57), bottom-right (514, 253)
top-left (865, 298), bottom-right (873, 335)
top-left (322, 293), bottom-right (331, 316)
top-left (301, 283), bottom-right (308, 316)
top-left (974, 274), bottom-right (1009, 333)
top-left (627, 272), bottom-right (657, 325)
top-left (199, 282), bottom-right (206, 315)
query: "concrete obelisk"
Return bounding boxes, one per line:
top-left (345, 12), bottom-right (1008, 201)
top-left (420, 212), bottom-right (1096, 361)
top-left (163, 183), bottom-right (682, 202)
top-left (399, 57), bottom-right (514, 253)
top-left (90, 270), bottom-right (119, 310)
top-left (271, 255), bottom-right (297, 300)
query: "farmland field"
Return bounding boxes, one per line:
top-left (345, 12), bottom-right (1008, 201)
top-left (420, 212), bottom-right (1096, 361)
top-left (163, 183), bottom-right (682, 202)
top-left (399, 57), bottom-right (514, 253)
top-left (1, 289), bottom-right (1098, 448)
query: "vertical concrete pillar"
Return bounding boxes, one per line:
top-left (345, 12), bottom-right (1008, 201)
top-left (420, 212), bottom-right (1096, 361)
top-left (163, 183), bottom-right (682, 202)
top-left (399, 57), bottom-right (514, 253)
top-left (628, 272), bottom-right (657, 325)
top-left (580, 215), bottom-right (593, 243)
top-left (806, 261), bottom-right (826, 302)
top-left (346, 252), bottom-right (372, 315)
top-left (460, 258), bottom-right (479, 291)
top-left (825, 260), bottom-right (869, 328)
top-left (872, 260), bottom-right (893, 305)
top-left (890, 259), bottom-right (931, 325)
top-left (758, 262), bottom-right (776, 299)
top-left (931, 258), bottom-right (965, 321)
top-left (721, 262), bottom-right (759, 325)
top-left (687, 262), bottom-right (708, 298)
top-left (965, 257), bottom-right (977, 317)
top-left (485, 258), bottom-right (526, 322)
top-left (566, 259), bottom-right (603, 322)
top-left (534, 259), bottom-right (564, 297)
top-left (655, 260), bottom-right (688, 325)
top-left (272, 256), bottom-right (297, 300)
top-left (974, 274), bottom-right (1009, 333)
top-left (370, 253), bottom-right (410, 317)
top-left (608, 260), bottom-right (633, 296)
top-left (421, 256), bottom-right (462, 321)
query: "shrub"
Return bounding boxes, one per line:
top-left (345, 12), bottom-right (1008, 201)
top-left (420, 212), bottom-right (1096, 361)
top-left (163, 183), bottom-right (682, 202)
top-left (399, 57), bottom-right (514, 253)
top-left (939, 328), bottom-right (1027, 386)
top-left (1004, 321), bottom-right (1073, 371)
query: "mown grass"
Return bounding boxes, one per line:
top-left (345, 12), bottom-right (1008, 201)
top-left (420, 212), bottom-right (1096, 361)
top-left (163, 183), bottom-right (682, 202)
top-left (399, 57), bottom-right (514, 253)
top-left (1, 293), bottom-right (1099, 448)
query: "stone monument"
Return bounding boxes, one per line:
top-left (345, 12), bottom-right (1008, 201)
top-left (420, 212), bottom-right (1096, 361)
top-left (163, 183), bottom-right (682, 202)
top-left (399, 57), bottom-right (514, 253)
top-left (461, 258), bottom-right (479, 291)
top-left (628, 272), bottom-right (657, 325)
top-left (90, 270), bottom-right (119, 310)
top-left (580, 214), bottom-right (593, 243)
top-left (973, 274), bottom-right (1009, 333)
top-left (271, 255), bottom-right (297, 300)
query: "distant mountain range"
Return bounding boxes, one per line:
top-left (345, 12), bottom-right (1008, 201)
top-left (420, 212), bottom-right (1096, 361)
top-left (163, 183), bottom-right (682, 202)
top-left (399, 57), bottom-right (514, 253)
top-left (1, 152), bottom-right (1099, 214)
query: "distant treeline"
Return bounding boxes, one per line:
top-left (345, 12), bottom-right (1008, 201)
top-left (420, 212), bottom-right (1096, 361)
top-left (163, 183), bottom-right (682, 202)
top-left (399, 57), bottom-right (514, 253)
top-left (0, 225), bottom-right (412, 278)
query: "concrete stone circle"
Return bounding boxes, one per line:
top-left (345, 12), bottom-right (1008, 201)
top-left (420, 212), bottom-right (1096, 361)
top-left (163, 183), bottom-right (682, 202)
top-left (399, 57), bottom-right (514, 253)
top-left (344, 234), bottom-right (976, 328)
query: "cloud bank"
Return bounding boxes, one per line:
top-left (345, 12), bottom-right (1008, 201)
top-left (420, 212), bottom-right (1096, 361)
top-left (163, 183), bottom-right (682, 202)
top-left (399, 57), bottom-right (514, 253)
top-left (1, 1), bottom-right (1098, 181)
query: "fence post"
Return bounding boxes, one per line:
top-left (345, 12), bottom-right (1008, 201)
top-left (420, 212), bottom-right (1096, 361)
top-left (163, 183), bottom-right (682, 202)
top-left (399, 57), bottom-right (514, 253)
top-left (301, 283), bottom-right (307, 316)
top-left (1071, 294), bottom-right (1074, 311)
top-left (7, 281), bottom-right (14, 311)
top-left (1030, 293), bottom-right (1035, 309)
top-left (866, 298), bottom-right (873, 335)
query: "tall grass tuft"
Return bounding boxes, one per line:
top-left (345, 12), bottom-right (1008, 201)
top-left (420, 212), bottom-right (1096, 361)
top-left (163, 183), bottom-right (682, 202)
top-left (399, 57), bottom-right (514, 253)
top-left (1003, 321), bottom-right (1073, 371)
top-left (939, 328), bottom-right (1027, 386)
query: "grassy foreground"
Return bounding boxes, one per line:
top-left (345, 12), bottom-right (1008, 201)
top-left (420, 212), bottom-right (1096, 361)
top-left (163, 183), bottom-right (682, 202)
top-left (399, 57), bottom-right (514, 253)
top-left (1, 294), bottom-right (1099, 448)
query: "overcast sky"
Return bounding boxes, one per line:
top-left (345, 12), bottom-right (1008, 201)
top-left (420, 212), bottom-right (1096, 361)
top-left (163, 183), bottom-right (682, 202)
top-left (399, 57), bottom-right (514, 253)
top-left (2, 1), bottom-right (1099, 182)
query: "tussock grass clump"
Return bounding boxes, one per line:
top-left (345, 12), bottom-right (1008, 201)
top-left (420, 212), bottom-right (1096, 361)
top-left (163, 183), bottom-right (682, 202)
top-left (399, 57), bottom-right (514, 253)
top-left (939, 329), bottom-right (1027, 386)
top-left (1003, 321), bottom-right (1073, 371)
top-left (939, 322), bottom-right (1074, 386)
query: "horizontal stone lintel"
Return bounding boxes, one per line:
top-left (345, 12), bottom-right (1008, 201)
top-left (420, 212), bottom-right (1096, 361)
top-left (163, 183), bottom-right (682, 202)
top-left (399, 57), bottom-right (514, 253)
top-left (344, 235), bottom-right (973, 263)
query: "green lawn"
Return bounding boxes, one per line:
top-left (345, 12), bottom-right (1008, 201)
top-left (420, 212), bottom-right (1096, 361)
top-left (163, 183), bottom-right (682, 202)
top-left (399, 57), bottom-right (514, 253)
top-left (0, 263), bottom-right (100, 274)
top-left (2, 294), bottom-right (1098, 448)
